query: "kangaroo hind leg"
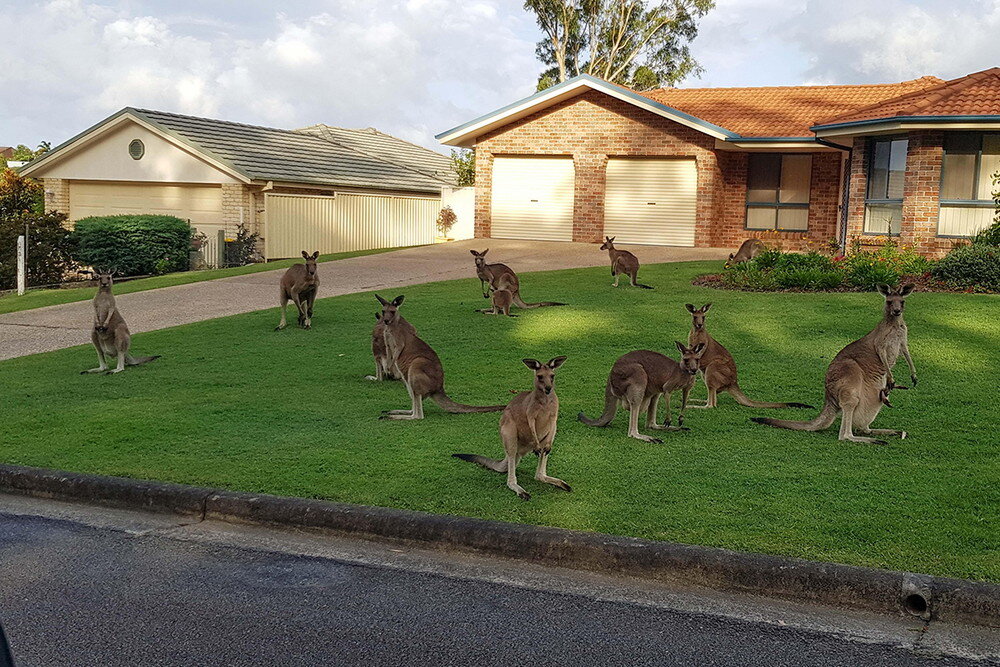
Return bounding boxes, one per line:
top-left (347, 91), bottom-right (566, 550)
top-left (838, 395), bottom-right (887, 445)
top-left (535, 451), bottom-right (571, 492)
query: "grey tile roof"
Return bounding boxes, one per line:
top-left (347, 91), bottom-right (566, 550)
top-left (129, 108), bottom-right (454, 194)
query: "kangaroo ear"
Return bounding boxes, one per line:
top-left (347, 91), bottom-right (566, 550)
top-left (898, 283), bottom-right (915, 297)
top-left (876, 283), bottom-right (891, 296)
top-left (375, 312), bottom-right (381, 321)
top-left (312, 251), bottom-right (320, 260)
top-left (301, 250), bottom-right (309, 259)
top-left (693, 342), bottom-right (706, 355)
top-left (685, 303), bottom-right (696, 313)
top-left (392, 295), bottom-right (405, 307)
top-left (728, 253), bottom-right (734, 260)
top-left (375, 294), bottom-right (389, 306)
top-left (675, 341), bottom-right (687, 354)
top-left (547, 356), bottom-right (567, 370)
top-left (522, 358), bottom-right (542, 370)
top-left (469, 250), bottom-right (479, 256)
top-left (609, 237), bottom-right (615, 242)
top-left (701, 303), bottom-right (712, 312)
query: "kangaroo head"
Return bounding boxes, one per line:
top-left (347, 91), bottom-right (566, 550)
top-left (685, 303), bottom-right (712, 331)
top-left (877, 283), bottom-right (915, 318)
top-left (523, 356), bottom-right (567, 395)
top-left (675, 341), bottom-right (706, 375)
top-left (376, 294), bottom-right (405, 325)
top-left (600, 236), bottom-right (616, 251)
top-left (301, 250), bottom-right (320, 277)
top-left (470, 248), bottom-right (489, 269)
top-left (95, 271), bottom-right (114, 289)
top-left (724, 253), bottom-right (736, 269)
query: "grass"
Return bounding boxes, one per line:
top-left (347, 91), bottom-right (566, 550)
top-left (0, 246), bottom-right (403, 315)
top-left (1, 261), bottom-right (997, 582)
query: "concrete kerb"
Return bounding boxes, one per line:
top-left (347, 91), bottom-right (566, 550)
top-left (1, 463), bottom-right (997, 627)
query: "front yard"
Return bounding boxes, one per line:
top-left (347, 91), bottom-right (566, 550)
top-left (0, 261), bottom-right (996, 581)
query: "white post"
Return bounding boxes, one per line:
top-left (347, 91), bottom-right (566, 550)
top-left (16, 234), bottom-right (26, 295)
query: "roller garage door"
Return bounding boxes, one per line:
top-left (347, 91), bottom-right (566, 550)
top-left (604, 158), bottom-right (697, 246)
top-left (491, 157), bottom-right (574, 241)
top-left (68, 181), bottom-right (222, 228)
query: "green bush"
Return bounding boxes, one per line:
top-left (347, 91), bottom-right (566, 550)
top-left (72, 215), bottom-right (192, 276)
top-left (0, 211), bottom-right (77, 290)
top-left (774, 267), bottom-right (843, 290)
top-left (972, 219), bottom-right (1000, 247)
top-left (841, 242), bottom-right (930, 290)
top-left (931, 244), bottom-right (1000, 290)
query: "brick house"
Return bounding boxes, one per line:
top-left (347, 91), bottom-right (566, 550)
top-left (437, 67), bottom-right (1000, 258)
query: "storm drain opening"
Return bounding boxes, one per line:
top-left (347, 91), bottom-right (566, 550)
top-left (904, 593), bottom-right (929, 617)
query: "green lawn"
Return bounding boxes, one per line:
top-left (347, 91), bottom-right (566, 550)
top-left (0, 246), bottom-right (403, 315)
top-left (1, 261), bottom-right (997, 582)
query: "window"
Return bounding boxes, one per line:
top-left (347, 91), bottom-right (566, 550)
top-left (128, 139), bottom-right (144, 160)
top-left (939, 133), bottom-right (1000, 237)
top-left (745, 154), bottom-right (811, 231)
top-left (864, 137), bottom-right (907, 235)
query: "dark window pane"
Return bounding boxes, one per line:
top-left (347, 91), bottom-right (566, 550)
top-left (868, 140), bottom-right (890, 199)
top-left (747, 154), bottom-right (780, 203)
top-left (977, 134), bottom-right (1000, 200)
top-left (942, 151), bottom-right (976, 199)
top-left (886, 139), bottom-right (908, 200)
top-left (779, 155), bottom-right (811, 204)
top-left (944, 133), bottom-right (981, 153)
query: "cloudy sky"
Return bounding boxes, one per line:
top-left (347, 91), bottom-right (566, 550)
top-left (2, 0), bottom-right (998, 153)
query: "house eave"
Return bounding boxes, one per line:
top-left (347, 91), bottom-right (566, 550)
top-left (716, 137), bottom-right (845, 151)
top-left (812, 115), bottom-right (1000, 137)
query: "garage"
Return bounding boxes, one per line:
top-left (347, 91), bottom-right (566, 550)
top-left (490, 157), bottom-right (574, 241)
top-left (604, 158), bottom-right (697, 246)
top-left (68, 181), bottom-right (223, 228)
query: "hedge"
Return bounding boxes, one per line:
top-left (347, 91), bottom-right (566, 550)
top-left (71, 215), bottom-right (192, 276)
top-left (931, 244), bottom-right (1000, 291)
top-left (0, 211), bottom-right (77, 290)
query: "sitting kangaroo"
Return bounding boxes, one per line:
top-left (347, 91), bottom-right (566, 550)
top-left (82, 272), bottom-right (159, 374)
top-left (686, 303), bottom-right (813, 410)
top-left (483, 287), bottom-right (516, 317)
top-left (276, 250), bottom-right (320, 330)
top-left (470, 249), bottom-right (565, 310)
top-left (751, 284), bottom-right (917, 444)
top-left (453, 357), bottom-right (570, 500)
top-left (376, 294), bottom-right (505, 419)
top-left (578, 343), bottom-right (705, 443)
top-left (600, 236), bottom-right (652, 289)
top-left (724, 239), bottom-right (765, 269)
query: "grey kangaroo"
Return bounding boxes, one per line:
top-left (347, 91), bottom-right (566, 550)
top-left (453, 356), bottom-right (570, 500)
top-left (751, 284), bottom-right (917, 444)
top-left (724, 239), bottom-right (765, 269)
top-left (470, 249), bottom-right (565, 310)
top-left (483, 286), bottom-right (517, 317)
top-left (686, 303), bottom-right (813, 410)
top-left (376, 294), bottom-right (506, 419)
top-left (276, 250), bottom-right (320, 330)
top-left (82, 272), bottom-right (159, 374)
top-left (600, 236), bottom-right (652, 288)
top-left (578, 343), bottom-right (705, 443)
top-left (366, 311), bottom-right (411, 381)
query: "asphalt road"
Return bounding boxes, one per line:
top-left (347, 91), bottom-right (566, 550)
top-left (0, 497), bottom-right (994, 666)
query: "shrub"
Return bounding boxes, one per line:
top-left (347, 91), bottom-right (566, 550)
top-left (72, 215), bottom-right (192, 276)
top-left (222, 224), bottom-right (260, 267)
top-left (931, 244), bottom-right (1000, 291)
top-left (972, 219), bottom-right (1000, 247)
top-left (774, 267), bottom-right (844, 290)
top-left (841, 241), bottom-right (930, 290)
top-left (0, 168), bottom-right (44, 217)
top-left (436, 206), bottom-right (457, 237)
top-left (0, 211), bottom-right (77, 289)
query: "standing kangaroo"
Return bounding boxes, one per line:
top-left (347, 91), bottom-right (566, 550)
top-left (600, 236), bottom-right (652, 289)
top-left (483, 287), bottom-right (516, 317)
top-left (469, 249), bottom-right (565, 310)
top-left (724, 239), bottom-right (765, 269)
top-left (376, 294), bottom-right (506, 420)
top-left (276, 250), bottom-right (320, 330)
top-left (751, 284), bottom-right (917, 444)
top-left (453, 357), bottom-right (570, 500)
top-left (686, 303), bottom-right (813, 410)
top-left (366, 311), bottom-right (413, 381)
top-left (578, 342), bottom-right (705, 443)
top-left (81, 273), bottom-right (159, 374)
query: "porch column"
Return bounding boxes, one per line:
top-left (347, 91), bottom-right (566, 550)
top-left (572, 152), bottom-right (606, 243)
top-left (901, 131), bottom-right (944, 255)
top-left (473, 150), bottom-right (493, 239)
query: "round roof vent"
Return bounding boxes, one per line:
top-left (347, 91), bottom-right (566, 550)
top-left (128, 139), bottom-right (145, 160)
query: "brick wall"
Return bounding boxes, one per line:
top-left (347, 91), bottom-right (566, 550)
top-left (473, 90), bottom-right (844, 250)
top-left (42, 178), bottom-right (69, 216)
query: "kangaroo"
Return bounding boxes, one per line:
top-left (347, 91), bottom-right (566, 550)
top-left (376, 294), bottom-right (506, 419)
top-left (81, 272), bottom-right (160, 374)
top-left (600, 236), bottom-right (652, 289)
top-left (751, 284), bottom-right (917, 444)
top-left (483, 287), bottom-right (517, 317)
top-left (686, 303), bottom-right (813, 410)
top-left (453, 357), bottom-right (570, 500)
top-left (469, 249), bottom-right (565, 310)
top-left (578, 342), bottom-right (705, 443)
top-left (276, 250), bottom-right (320, 330)
top-left (725, 239), bottom-right (766, 269)
top-left (366, 311), bottom-right (409, 381)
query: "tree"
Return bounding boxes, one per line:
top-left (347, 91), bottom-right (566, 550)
top-left (525, 0), bottom-right (714, 91)
top-left (451, 149), bottom-right (475, 187)
top-left (0, 168), bottom-right (44, 217)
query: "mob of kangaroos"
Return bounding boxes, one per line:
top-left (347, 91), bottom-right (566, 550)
top-left (82, 272), bottom-right (159, 375)
top-left (470, 249), bottom-right (565, 311)
top-left (276, 250), bottom-right (320, 330)
top-left (600, 236), bottom-right (653, 288)
top-left (752, 284), bottom-right (917, 444)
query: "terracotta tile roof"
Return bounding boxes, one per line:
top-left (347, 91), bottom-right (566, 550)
top-left (640, 77), bottom-right (944, 137)
top-left (815, 68), bottom-right (1000, 127)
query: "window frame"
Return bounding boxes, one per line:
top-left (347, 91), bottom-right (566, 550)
top-left (863, 136), bottom-right (908, 236)
top-left (937, 132), bottom-right (1000, 238)
top-left (743, 153), bottom-right (811, 232)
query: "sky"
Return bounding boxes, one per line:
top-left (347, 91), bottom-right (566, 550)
top-left (2, 0), bottom-right (998, 154)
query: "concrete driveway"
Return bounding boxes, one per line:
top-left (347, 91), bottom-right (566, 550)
top-left (0, 239), bottom-right (727, 361)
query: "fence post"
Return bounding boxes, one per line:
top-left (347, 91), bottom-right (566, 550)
top-left (217, 229), bottom-right (226, 268)
top-left (16, 234), bottom-right (26, 295)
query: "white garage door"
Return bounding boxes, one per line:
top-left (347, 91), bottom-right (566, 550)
top-left (604, 159), bottom-right (697, 246)
top-left (68, 181), bottom-right (222, 228)
top-left (491, 157), bottom-right (574, 241)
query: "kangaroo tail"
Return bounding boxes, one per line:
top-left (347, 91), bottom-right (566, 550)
top-left (512, 294), bottom-right (566, 309)
top-left (126, 355), bottom-right (160, 366)
top-left (578, 382), bottom-right (617, 427)
top-left (750, 400), bottom-right (837, 431)
top-left (431, 391), bottom-right (506, 413)
top-left (452, 453), bottom-right (508, 472)
top-left (729, 384), bottom-right (814, 409)
top-left (633, 283), bottom-right (654, 290)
